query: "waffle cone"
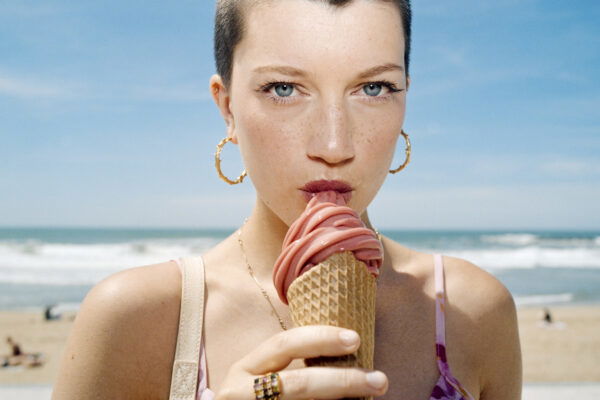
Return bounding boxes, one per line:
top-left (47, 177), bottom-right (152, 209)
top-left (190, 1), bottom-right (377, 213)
top-left (286, 251), bottom-right (377, 371)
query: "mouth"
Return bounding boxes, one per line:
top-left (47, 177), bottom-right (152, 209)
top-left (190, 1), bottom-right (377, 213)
top-left (299, 179), bottom-right (354, 203)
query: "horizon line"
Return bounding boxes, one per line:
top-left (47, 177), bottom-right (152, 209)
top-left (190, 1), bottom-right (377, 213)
top-left (0, 225), bottom-right (598, 232)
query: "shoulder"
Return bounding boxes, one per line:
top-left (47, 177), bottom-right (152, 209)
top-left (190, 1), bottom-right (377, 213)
top-left (75, 260), bottom-right (183, 336)
top-left (52, 260), bottom-right (183, 399)
top-left (400, 248), bottom-right (517, 339)
top-left (88, 260), bottom-right (182, 314)
top-left (384, 239), bottom-right (514, 312)
top-left (441, 254), bottom-right (515, 320)
top-left (441, 254), bottom-right (522, 399)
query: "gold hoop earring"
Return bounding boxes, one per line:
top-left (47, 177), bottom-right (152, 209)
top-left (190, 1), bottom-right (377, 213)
top-left (389, 130), bottom-right (411, 174)
top-left (214, 137), bottom-right (247, 185)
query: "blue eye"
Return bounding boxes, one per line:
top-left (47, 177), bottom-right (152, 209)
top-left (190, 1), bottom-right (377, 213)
top-left (363, 83), bottom-right (383, 96)
top-left (259, 80), bottom-right (401, 104)
top-left (258, 81), bottom-right (300, 104)
top-left (274, 83), bottom-right (294, 97)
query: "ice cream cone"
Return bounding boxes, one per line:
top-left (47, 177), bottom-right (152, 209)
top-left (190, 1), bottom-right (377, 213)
top-left (273, 190), bottom-right (382, 400)
top-left (286, 250), bottom-right (377, 371)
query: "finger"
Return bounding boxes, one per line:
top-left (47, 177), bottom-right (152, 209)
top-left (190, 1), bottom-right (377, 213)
top-left (237, 326), bottom-right (360, 374)
top-left (278, 367), bottom-right (388, 399)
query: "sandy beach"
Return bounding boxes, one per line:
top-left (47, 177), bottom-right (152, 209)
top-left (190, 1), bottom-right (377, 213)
top-left (0, 310), bottom-right (77, 385)
top-left (1, 305), bottom-right (599, 388)
top-left (517, 305), bottom-right (600, 382)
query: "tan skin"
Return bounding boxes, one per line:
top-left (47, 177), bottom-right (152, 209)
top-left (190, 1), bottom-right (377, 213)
top-left (52, 1), bottom-right (522, 399)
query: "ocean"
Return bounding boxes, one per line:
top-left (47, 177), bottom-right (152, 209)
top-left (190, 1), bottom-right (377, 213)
top-left (0, 227), bottom-right (599, 311)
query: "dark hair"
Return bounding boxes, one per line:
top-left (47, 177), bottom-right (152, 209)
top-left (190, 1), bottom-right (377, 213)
top-left (214, 0), bottom-right (412, 89)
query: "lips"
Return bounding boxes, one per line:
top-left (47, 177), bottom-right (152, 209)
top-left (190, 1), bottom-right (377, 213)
top-left (300, 179), bottom-right (353, 203)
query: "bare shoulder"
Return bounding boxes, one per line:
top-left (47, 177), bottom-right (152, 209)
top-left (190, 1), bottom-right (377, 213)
top-left (441, 254), bottom-right (522, 399)
top-left (442, 254), bottom-right (515, 319)
top-left (52, 260), bottom-right (182, 400)
top-left (385, 240), bottom-right (514, 313)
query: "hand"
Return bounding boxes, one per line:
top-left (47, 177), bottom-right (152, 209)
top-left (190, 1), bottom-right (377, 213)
top-left (215, 325), bottom-right (388, 399)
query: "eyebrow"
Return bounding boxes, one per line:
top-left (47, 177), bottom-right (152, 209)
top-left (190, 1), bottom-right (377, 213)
top-left (252, 63), bottom-right (404, 79)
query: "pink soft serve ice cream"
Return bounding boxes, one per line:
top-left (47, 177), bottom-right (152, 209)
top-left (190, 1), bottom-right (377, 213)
top-left (273, 190), bottom-right (384, 304)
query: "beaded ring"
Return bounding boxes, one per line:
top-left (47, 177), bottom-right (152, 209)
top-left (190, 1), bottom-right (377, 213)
top-left (253, 372), bottom-right (282, 400)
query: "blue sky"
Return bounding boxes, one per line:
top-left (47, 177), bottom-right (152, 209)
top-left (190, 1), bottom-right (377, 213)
top-left (1, 0), bottom-right (599, 229)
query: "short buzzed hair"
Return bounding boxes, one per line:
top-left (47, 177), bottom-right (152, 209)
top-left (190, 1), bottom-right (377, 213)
top-left (214, 0), bottom-right (412, 88)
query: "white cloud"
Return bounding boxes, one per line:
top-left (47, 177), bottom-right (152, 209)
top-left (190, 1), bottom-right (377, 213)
top-left (129, 84), bottom-right (212, 102)
top-left (415, 121), bottom-right (445, 137)
top-left (431, 46), bottom-right (469, 69)
top-left (0, 69), bottom-right (211, 103)
top-left (540, 159), bottom-right (600, 177)
top-left (0, 191), bottom-right (256, 228)
top-left (410, 64), bottom-right (538, 98)
top-left (0, 74), bottom-right (78, 99)
top-left (407, 152), bottom-right (600, 182)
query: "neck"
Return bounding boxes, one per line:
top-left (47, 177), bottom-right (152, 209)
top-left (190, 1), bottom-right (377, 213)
top-left (237, 196), bottom-right (289, 283)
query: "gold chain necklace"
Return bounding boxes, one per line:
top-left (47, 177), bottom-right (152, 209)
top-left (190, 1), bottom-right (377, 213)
top-left (237, 219), bottom-right (384, 332)
top-left (237, 219), bottom-right (288, 331)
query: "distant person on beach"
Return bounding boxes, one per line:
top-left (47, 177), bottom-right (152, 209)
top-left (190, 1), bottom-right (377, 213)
top-left (538, 307), bottom-right (566, 330)
top-left (543, 307), bottom-right (553, 324)
top-left (44, 304), bottom-right (62, 321)
top-left (2, 336), bottom-right (44, 368)
top-left (53, 1), bottom-right (522, 399)
top-left (7, 336), bottom-right (21, 357)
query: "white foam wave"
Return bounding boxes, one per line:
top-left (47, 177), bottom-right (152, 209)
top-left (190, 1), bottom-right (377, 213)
top-left (0, 238), bottom-right (219, 285)
top-left (481, 233), bottom-right (599, 247)
top-left (441, 246), bottom-right (600, 270)
top-left (514, 293), bottom-right (574, 306)
top-left (482, 233), bottom-right (538, 246)
top-left (2, 236), bottom-right (600, 286)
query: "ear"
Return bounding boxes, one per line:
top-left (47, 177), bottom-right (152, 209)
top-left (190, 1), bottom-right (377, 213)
top-left (406, 75), bottom-right (411, 92)
top-left (209, 74), bottom-right (238, 144)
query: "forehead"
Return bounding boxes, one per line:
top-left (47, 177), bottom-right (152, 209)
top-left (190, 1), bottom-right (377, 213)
top-left (234, 0), bottom-right (404, 76)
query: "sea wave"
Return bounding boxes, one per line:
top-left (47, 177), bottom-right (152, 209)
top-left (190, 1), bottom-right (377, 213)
top-left (0, 238), bottom-right (219, 285)
top-left (481, 233), bottom-right (600, 248)
top-left (2, 235), bottom-right (600, 286)
top-left (514, 293), bottom-right (574, 306)
top-left (481, 233), bottom-right (538, 246)
top-left (444, 246), bottom-right (600, 270)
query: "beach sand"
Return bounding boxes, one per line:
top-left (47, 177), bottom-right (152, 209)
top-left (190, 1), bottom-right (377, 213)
top-left (0, 310), bottom-right (77, 385)
top-left (0, 305), bottom-right (599, 387)
top-left (517, 305), bottom-right (600, 382)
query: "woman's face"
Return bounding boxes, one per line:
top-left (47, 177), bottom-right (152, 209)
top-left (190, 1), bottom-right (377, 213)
top-left (212, 0), bottom-right (409, 226)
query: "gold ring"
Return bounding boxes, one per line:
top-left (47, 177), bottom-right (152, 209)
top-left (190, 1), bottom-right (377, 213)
top-left (253, 372), bottom-right (282, 400)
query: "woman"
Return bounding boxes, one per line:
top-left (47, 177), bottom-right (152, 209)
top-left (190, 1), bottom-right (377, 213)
top-left (52, 0), bottom-right (522, 399)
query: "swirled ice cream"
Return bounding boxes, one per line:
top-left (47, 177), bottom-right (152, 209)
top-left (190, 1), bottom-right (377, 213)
top-left (273, 190), bottom-right (383, 304)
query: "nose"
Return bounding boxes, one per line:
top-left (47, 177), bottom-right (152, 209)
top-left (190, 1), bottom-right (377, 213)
top-left (307, 100), bottom-right (355, 167)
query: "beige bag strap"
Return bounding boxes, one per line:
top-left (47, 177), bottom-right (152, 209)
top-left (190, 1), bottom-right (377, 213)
top-left (169, 255), bottom-right (206, 400)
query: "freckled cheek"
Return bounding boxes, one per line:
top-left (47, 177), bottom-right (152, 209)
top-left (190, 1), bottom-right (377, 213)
top-left (237, 114), bottom-right (301, 183)
top-left (361, 134), bottom-right (396, 189)
top-left (355, 115), bottom-right (401, 168)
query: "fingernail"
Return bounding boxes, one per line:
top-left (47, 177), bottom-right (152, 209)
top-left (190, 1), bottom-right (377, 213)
top-left (339, 330), bottom-right (359, 346)
top-left (366, 371), bottom-right (387, 390)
